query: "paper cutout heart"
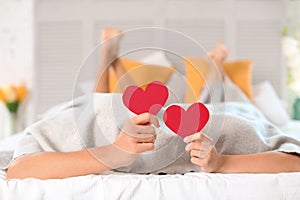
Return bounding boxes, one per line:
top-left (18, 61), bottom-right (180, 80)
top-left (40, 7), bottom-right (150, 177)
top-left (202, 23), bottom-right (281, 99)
top-left (163, 103), bottom-right (210, 138)
top-left (122, 81), bottom-right (169, 115)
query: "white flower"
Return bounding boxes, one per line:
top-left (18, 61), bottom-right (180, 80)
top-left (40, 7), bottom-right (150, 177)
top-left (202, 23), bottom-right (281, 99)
top-left (282, 36), bottom-right (300, 59)
top-left (282, 35), bottom-right (300, 95)
top-left (290, 80), bottom-right (300, 94)
top-left (287, 53), bottom-right (300, 69)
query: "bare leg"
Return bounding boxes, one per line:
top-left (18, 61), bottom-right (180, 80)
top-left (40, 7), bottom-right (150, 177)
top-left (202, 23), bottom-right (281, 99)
top-left (205, 42), bottom-right (229, 84)
top-left (94, 28), bottom-right (123, 93)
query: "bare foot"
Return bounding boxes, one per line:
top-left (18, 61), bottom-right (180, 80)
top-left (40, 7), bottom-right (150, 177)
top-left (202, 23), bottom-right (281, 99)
top-left (207, 42), bottom-right (229, 71)
top-left (205, 42), bottom-right (229, 83)
top-left (101, 28), bottom-right (123, 41)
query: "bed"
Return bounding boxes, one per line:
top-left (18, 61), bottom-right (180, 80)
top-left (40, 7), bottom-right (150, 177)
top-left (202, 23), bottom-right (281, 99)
top-left (1, 171), bottom-right (300, 199)
top-left (0, 120), bottom-right (299, 200)
top-left (0, 50), bottom-right (299, 199)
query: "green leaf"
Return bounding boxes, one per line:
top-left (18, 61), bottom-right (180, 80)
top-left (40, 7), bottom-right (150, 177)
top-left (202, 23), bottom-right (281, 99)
top-left (5, 102), bottom-right (19, 113)
top-left (282, 25), bottom-right (289, 36)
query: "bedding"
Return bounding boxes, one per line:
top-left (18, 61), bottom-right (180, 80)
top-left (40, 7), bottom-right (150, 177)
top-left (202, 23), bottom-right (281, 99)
top-left (0, 97), bottom-right (300, 199)
top-left (0, 93), bottom-right (299, 174)
top-left (0, 171), bottom-right (300, 200)
top-left (252, 81), bottom-right (290, 127)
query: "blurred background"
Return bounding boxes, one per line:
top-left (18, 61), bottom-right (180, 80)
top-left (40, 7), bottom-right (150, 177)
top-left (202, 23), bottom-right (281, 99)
top-left (0, 0), bottom-right (299, 138)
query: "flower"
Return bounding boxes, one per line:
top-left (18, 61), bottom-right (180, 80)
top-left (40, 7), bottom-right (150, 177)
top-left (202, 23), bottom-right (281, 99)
top-left (16, 85), bottom-right (27, 101)
top-left (282, 34), bottom-right (300, 94)
top-left (290, 80), bottom-right (300, 94)
top-left (3, 86), bottom-right (17, 103)
top-left (282, 36), bottom-right (299, 58)
top-left (0, 84), bottom-right (27, 113)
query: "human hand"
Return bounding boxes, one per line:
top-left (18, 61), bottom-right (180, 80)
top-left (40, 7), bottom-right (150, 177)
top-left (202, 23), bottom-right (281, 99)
top-left (112, 113), bottom-right (159, 167)
top-left (184, 132), bottom-right (224, 173)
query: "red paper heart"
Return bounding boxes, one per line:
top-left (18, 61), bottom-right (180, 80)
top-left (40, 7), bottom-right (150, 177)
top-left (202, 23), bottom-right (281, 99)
top-left (122, 81), bottom-right (169, 115)
top-left (163, 103), bottom-right (210, 138)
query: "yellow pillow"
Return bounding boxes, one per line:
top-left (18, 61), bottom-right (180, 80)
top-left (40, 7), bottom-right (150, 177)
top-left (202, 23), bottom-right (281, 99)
top-left (109, 59), bottom-right (175, 93)
top-left (223, 60), bottom-right (253, 100)
top-left (184, 58), bottom-right (253, 103)
top-left (184, 56), bottom-right (210, 103)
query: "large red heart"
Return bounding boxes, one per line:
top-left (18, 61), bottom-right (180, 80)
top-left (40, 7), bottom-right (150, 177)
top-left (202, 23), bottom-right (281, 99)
top-left (163, 103), bottom-right (210, 138)
top-left (122, 81), bottom-right (169, 115)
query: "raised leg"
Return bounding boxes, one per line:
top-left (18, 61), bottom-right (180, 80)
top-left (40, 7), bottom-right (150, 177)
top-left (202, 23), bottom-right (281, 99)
top-left (94, 28), bottom-right (123, 93)
top-left (205, 42), bottom-right (229, 84)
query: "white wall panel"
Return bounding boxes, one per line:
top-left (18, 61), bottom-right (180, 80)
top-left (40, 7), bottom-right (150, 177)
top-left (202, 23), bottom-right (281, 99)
top-left (165, 19), bottom-right (225, 54)
top-left (34, 0), bottom-right (286, 115)
top-left (236, 20), bottom-right (283, 93)
top-left (36, 22), bottom-right (83, 113)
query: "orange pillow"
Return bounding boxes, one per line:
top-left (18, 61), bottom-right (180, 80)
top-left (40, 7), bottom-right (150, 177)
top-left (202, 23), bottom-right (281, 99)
top-left (184, 57), bottom-right (210, 103)
top-left (109, 59), bottom-right (175, 93)
top-left (223, 60), bottom-right (253, 100)
top-left (184, 58), bottom-right (253, 102)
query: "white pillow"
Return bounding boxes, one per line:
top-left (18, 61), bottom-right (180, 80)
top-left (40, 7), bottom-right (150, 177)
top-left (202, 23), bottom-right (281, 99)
top-left (78, 80), bottom-right (95, 94)
top-left (252, 81), bottom-right (290, 127)
top-left (140, 51), bottom-right (173, 67)
top-left (0, 133), bottom-right (24, 151)
top-left (141, 51), bottom-right (186, 103)
top-left (0, 103), bottom-right (12, 140)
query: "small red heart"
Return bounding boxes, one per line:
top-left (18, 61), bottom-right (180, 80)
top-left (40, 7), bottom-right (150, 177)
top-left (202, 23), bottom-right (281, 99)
top-left (163, 103), bottom-right (210, 138)
top-left (122, 81), bottom-right (169, 115)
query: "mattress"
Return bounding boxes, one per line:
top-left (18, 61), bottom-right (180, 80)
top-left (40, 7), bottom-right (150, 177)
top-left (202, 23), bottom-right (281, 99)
top-left (0, 171), bottom-right (299, 200)
top-left (0, 121), bottom-right (299, 200)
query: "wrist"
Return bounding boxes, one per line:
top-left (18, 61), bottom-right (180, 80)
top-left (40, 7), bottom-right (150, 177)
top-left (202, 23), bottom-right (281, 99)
top-left (106, 143), bottom-right (138, 168)
top-left (89, 144), bottom-right (125, 170)
top-left (214, 154), bottom-right (228, 173)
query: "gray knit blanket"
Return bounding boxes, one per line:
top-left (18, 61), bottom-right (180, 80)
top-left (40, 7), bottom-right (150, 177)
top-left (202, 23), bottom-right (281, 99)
top-left (1, 93), bottom-right (300, 174)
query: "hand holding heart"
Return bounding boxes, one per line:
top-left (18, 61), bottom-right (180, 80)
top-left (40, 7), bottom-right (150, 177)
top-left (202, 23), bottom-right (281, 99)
top-left (120, 81), bottom-right (213, 170)
top-left (122, 81), bottom-right (210, 138)
top-left (184, 132), bottom-right (224, 173)
top-left (112, 113), bottom-right (160, 167)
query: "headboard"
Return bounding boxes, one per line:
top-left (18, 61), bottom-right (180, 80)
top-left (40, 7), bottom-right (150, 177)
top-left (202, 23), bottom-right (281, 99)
top-left (34, 0), bottom-right (286, 115)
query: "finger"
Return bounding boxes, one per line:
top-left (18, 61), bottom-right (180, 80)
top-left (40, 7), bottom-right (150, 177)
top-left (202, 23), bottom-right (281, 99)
top-left (132, 113), bottom-right (160, 127)
top-left (136, 125), bottom-right (156, 136)
top-left (185, 142), bottom-right (201, 152)
top-left (190, 150), bottom-right (202, 158)
top-left (183, 132), bottom-right (206, 144)
top-left (149, 114), bottom-right (160, 128)
top-left (136, 143), bottom-right (155, 153)
top-left (191, 156), bottom-right (206, 167)
top-left (123, 124), bottom-right (156, 138)
top-left (185, 141), bottom-right (212, 153)
top-left (132, 113), bottom-right (151, 125)
top-left (184, 132), bottom-right (213, 144)
top-left (135, 135), bottom-right (156, 143)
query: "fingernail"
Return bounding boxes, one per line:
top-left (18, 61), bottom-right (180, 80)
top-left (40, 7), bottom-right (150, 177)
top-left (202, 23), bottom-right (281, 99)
top-left (185, 143), bottom-right (190, 151)
top-left (192, 132), bottom-right (201, 141)
top-left (156, 121), bottom-right (160, 128)
top-left (183, 137), bottom-right (189, 143)
top-left (150, 116), bottom-right (160, 128)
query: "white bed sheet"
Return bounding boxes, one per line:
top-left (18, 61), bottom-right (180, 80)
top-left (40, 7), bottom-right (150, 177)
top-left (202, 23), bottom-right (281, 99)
top-left (0, 172), bottom-right (299, 200)
top-left (0, 121), bottom-right (299, 200)
top-left (281, 120), bottom-right (300, 137)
